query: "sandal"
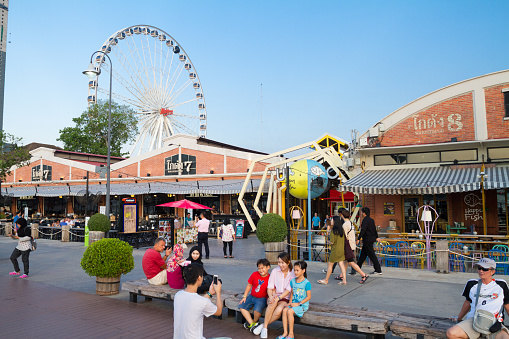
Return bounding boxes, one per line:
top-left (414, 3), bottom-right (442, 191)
top-left (338, 281), bottom-right (347, 285)
top-left (317, 279), bottom-right (328, 285)
top-left (229, 256), bottom-right (234, 258)
top-left (224, 255), bottom-right (228, 258)
top-left (359, 275), bottom-right (369, 284)
top-left (334, 275), bottom-right (343, 281)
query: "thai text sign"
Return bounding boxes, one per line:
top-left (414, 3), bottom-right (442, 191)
top-left (165, 154), bottom-right (196, 176)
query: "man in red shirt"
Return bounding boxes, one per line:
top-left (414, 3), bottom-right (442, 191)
top-left (142, 238), bottom-right (172, 285)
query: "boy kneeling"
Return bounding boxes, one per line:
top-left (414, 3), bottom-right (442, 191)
top-left (239, 258), bottom-right (271, 332)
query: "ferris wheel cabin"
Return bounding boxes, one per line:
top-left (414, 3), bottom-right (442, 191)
top-left (109, 37), bottom-right (118, 45)
top-left (166, 40), bottom-right (174, 47)
top-left (196, 93), bottom-right (203, 99)
top-left (117, 32), bottom-right (126, 40)
top-left (198, 103), bottom-right (205, 110)
top-left (200, 113), bottom-right (206, 119)
top-left (87, 95), bottom-right (96, 104)
top-left (124, 28), bottom-right (133, 36)
top-left (133, 27), bottom-right (141, 34)
top-left (185, 63), bottom-right (192, 70)
top-left (189, 73), bottom-right (196, 79)
top-left (141, 27), bottom-right (150, 35)
top-left (193, 83), bottom-right (200, 89)
top-left (101, 45), bottom-right (111, 53)
top-left (158, 34), bottom-right (166, 41)
top-left (88, 80), bottom-right (97, 89)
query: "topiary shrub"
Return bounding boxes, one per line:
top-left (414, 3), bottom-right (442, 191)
top-left (81, 238), bottom-right (134, 278)
top-left (256, 213), bottom-right (288, 244)
top-left (88, 213), bottom-right (111, 233)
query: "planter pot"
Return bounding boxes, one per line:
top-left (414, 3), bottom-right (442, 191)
top-left (96, 276), bottom-right (121, 295)
top-left (264, 241), bottom-right (285, 264)
top-left (89, 231), bottom-right (105, 244)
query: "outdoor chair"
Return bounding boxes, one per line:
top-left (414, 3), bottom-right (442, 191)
top-left (449, 251), bottom-right (465, 272)
top-left (488, 249), bottom-right (509, 275)
top-left (383, 245), bottom-right (400, 267)
top-left (411, 242), bottom-right (426, 269)
top-left (493, 245), bottom-right (509, 253)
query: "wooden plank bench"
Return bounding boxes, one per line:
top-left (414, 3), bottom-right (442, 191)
top-left (224, 295), bottom-right (452, 339)
top-left (122, 280), bottom-right (452, 338)
top-left (121, 279), bottom-right (237, 319)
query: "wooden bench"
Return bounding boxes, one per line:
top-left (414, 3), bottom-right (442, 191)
top-left (121, 279), bottom-right (237, 319)
top-left (122, 280), bottom-right (452, 338)
top-left (224, 295), bottom-right (452, 339)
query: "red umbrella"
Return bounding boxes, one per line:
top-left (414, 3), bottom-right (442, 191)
top-left (157, 199), bottom-right (212, 210)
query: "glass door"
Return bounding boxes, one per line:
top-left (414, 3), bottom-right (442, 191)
top-left (403, 197), bottom-right (420, 233)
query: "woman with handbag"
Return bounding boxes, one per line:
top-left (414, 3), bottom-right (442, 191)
top-left (9, 218), bottom-right (32, 279)
top-left (317, 216), bottom-right (347, 285)
top-left (446, 257), bottom-right (509, 339)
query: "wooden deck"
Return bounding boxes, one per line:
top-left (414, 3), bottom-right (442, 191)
top-left (0, 276), bottom-right (322, 339)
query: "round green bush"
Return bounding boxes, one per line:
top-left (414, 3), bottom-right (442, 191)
top-left (81, 238), bottom-right (135, 277)
top-left (88, 213), bottom-right (111, 232)
top-left (256, 213), bottom-right (288, 244)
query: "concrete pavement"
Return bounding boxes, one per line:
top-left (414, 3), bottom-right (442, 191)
top-left (1, 234), bottom-right (490, 337)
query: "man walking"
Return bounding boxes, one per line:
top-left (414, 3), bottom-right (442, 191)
top-left (356, 207), bottom-right (382, 275)
top-left (196, 213), bottom-right (211, 259)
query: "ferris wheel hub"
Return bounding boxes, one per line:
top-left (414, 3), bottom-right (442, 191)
top-left (160, 108), bottom-right (173, 116)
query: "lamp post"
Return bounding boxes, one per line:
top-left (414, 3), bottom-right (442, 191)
top-left (83, 51), bottom-right (112, 217)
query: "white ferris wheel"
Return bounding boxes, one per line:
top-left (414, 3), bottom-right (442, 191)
top-left (87, 25), bottom-right (207, 155)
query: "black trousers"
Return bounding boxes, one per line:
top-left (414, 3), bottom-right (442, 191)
top-left (197, 232), bottom-right (210, 258)
top-left (11, 248), bottom-right (30, 275)
top-left (357, 241), bottom-right (382, 273)
top-left (223, 241), bottom-right (233, 256)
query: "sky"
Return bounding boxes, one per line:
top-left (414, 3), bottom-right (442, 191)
top-left (3, 0), bottom-right (509, 155)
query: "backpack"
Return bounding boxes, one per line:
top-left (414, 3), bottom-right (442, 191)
top-left (30, 237), bottom-right (37, 251)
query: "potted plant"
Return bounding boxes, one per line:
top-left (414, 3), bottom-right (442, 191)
top-left (256, 213), bottom-right (288, 264)
top-left (81, 238), bottom-right (135, 295)
top-left (88, 213), bottom-right (111, 244)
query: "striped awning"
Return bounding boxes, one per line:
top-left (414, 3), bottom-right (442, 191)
top-left (149, 179), bottom-right (268, 195)
top-left (5, 186), bottom-right (37, 197)
top-left (36, 186), bottom-right (71, 197)
top-left (339, 166), bottom-right (509, 195)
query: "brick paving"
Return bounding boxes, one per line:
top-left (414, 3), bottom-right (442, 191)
top-left (0, 276), bottom-right (325, 339)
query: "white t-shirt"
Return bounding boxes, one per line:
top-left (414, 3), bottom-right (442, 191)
top-left (342, 220), bottom-right (356, 250)
top-left (174, 290), bottom-right (217, 339)
top-left (462, 278), bottom-right (509, 320)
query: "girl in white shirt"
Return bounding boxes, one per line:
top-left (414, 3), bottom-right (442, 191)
top-left (220, 217), bottom-right (236, 258)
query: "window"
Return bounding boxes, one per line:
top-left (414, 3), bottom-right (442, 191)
top-left (497, 189), bottom-right (508, 235)
top-left (440, 149), bottom-right (477, 162)
top-left (374, 154), bottom-right (405, 166)
top-left (489, 147), bottom-right (509, 160)
top-left (407, 152), bottom-right (440, 164)
top-left (505, 91), bottom-right (509, 118)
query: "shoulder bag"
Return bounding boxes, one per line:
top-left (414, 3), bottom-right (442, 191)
top-left (472, 279), bottom-right (503, 334)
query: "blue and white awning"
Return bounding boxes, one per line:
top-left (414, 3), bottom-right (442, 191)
top-left (339, 166), bottom-right (509, 195)
top-left (5, 186), bottom-right (37, 197)
top-left (36, 186), bottom-right (71, 197)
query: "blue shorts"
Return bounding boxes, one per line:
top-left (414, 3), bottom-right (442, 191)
top-left (287, 304), bottom-right (308, 318)
top-left (239, 294), bottom-right (267, 314)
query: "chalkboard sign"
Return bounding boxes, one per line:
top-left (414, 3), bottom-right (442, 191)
top-left (235, 220), bottom-right (245, 238)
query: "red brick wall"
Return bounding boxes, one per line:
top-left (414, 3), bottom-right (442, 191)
top-left (379, 93), bottom-right (475, 147)
top-left (361, 194), bottom-right (402, 230)
top-left (485, 83), bottom-right (509, 139)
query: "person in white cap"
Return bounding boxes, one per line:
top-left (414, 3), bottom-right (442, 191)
top-left (447, 257), bottom-right (509, 339)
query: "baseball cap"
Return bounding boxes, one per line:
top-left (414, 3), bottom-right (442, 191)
top-left (477, 257), bottom-right (496, 270)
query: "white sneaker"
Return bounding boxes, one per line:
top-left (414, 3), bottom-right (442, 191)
top-left (252, 324), bottom-right (263, 335)
top-left (260, 328), bottom-right (268, 338)
top-left (322, 269), bottom-right (327, 273)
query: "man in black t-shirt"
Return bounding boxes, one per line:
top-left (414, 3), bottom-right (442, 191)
top-left (447, 258), bottom-right (509, 339)
top-left (356, 207), bottom-right (382, 275)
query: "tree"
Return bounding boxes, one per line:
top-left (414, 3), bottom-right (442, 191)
top-left (0, 131), bottom-right (31, 210)
top-left (57, 100), bottom-right (139, 157)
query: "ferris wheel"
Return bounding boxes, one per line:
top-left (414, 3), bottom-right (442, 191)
top-left (86, 25), bottom-right (207, 155)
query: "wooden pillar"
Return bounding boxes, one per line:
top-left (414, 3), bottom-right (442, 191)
top-left (61, 225), bottom-right (70, 242)
top-left (31, 223), bottom-right (39, 239)
top-left (436, 240), bottom-right (449, 273)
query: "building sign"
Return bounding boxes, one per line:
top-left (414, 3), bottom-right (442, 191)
top-left (383, 202), bottom-right (395, 215)
top-left (165, 154), bottom-right (196, 176)
top-left (31, 165), bottom-right (52, 181)
top-left (188, 193), bottom-right (216, 198)
top-left (464, 192), bottom-right (483, 222)
top-left (413, 113), bottom-right (463, 136)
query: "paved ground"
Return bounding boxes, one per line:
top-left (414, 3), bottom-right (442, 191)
top-left (0, 233), bottom-right (489, 338)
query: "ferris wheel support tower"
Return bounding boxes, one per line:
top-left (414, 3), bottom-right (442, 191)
top-left (0, 0), bottom-right (8, 133)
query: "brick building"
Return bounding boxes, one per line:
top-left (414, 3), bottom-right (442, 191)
top-left (340, 70), bottom-right (509, 235)
top-left (1, 134), bottom-right (271, 222)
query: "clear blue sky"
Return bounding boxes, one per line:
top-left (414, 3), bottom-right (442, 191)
top-left (4, 0), bottom-right (509, 154)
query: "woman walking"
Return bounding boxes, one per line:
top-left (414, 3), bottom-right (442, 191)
top-left (9, 218), bottom-right (32, 278)
top-left (317, 216), bottom-right (347, 285)
top-left (220, 217), bottom-right (236, 258)
top-left (337, 209), bottom-right (369, 284)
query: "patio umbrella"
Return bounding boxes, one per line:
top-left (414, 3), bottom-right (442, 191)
top-left (156, 199), bottom-right (211, 246)
top-left (157, 199), bottom-right (212, 210)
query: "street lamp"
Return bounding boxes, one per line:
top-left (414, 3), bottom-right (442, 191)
top-left (83, 51), bottom-right (112, 218)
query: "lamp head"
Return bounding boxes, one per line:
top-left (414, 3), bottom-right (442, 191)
top-left (83, 63), bottom-right (100, 78)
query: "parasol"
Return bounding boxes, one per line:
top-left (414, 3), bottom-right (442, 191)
top-left (157, 199), bottom-right (212, 210)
